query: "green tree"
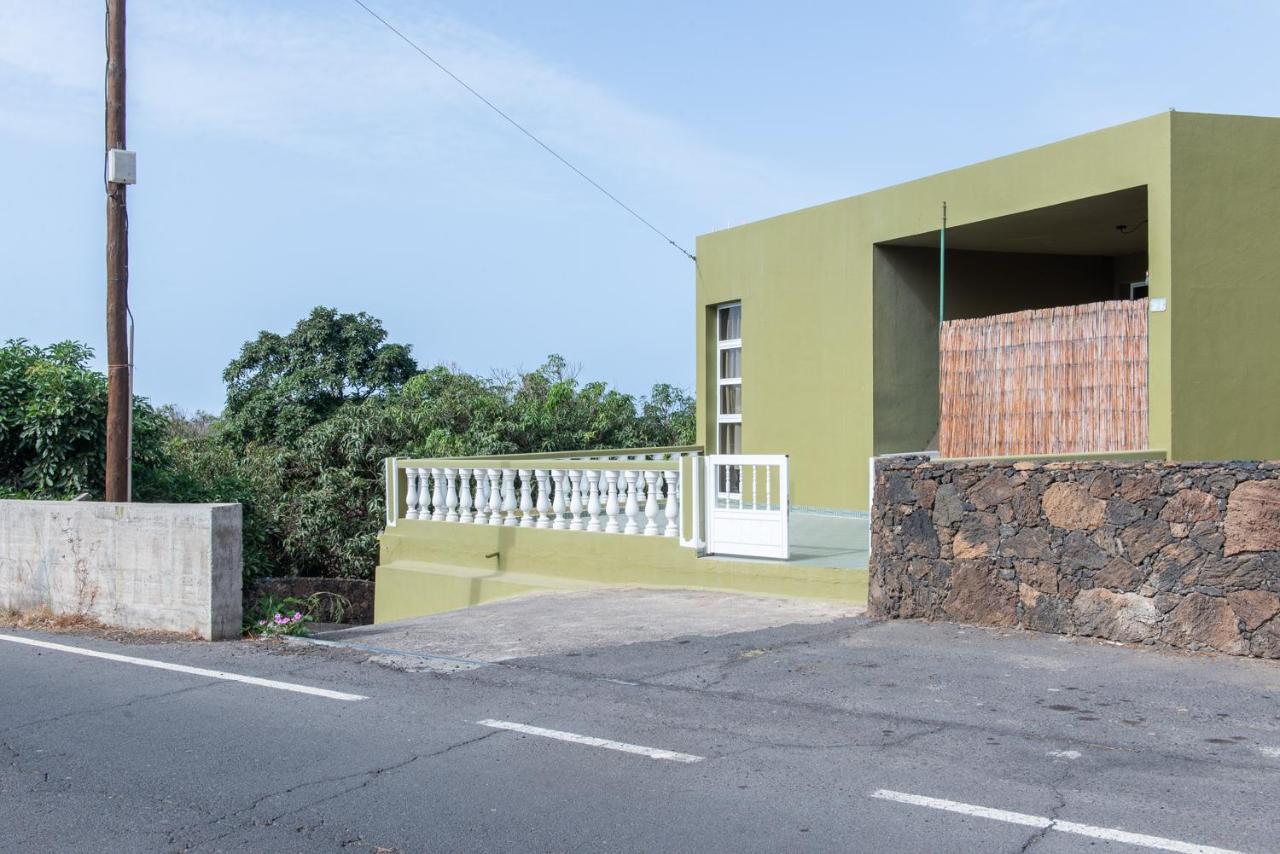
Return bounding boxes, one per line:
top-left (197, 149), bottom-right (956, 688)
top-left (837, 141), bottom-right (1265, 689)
top-left (0, 339), bottom-right (166, 499)
top-left (222, 307), bottom-right (417, 445)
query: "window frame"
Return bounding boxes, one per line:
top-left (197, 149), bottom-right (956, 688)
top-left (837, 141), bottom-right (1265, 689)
top-left (715, 302), bottom-right (742, 469)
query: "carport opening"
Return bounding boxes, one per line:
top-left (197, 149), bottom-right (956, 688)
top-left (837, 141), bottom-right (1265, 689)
top-left (872, 186), bottom-right (1149, 455)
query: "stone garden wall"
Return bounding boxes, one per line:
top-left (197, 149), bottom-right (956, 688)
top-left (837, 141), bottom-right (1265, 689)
top-left (869, 457), bottom-right (1280, 658)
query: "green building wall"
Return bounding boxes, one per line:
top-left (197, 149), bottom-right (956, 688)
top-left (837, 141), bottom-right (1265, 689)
top-left (1168, 114), bottom-right (1280, 462)
top-left (694, 112), bottom-right (1280, 512)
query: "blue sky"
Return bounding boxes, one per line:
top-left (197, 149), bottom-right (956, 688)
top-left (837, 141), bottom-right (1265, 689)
top-left (2, 0), bottom-right (1278, 414)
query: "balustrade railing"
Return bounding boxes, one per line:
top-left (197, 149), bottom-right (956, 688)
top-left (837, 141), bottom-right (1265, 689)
top-left (385, 447), bottom-right (702, 545)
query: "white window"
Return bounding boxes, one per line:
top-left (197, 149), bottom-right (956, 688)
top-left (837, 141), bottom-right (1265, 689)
top-left (716, 303), bottom-right (741, 456)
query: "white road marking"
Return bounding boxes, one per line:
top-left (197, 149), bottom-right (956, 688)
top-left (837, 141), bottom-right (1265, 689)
top-left (870, 790), bottom-right (1245, 854)
top-left (0, 633), bottom-right (368, 702)
top-left (1259, 746), bottom-right (1280, 759)
top-left (476, 719), bottom-right (703, 763)
top-left (1048, 749), bottom-right (1081, 759)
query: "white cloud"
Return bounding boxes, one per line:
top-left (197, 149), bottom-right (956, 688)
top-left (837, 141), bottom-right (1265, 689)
top-left (0, 0), bottom-right (806, 223)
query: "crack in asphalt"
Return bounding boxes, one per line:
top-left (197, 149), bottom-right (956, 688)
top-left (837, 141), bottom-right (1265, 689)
top-left (0, 681), bottom-right (219, 738)
top-left (171, 730), bottom-right (500, 852)
top-left (1016, 765), bottom-right (1071, 853)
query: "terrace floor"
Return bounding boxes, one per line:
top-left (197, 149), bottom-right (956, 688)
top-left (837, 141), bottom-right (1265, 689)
top-left (712, 509), bottom-right (869, 570)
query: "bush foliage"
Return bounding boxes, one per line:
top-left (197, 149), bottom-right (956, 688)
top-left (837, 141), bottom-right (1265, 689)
top-left (2, 307), bottom-right (695, 581)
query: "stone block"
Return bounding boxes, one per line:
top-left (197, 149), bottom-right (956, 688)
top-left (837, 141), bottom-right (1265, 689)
top-left (1162, 593), bottom-right (1248, 655)
top-left (943, 562), bottom-right (1017, 627)
top-left (1042, 482), bottom-right (1106, 531)
top-left (1072, 588), bottom-right (1160, 643)
top-left (1095, 557), bottom-right (1143, 592)
top-left (1224, 479), bottom-right (1280, 555)
top-left (1120, 518), bottom-right (1171, 564)
top-left (1226, 590), bottom-right (1280, 631)
top-left (1159, 489), bottom-right (1218, 524)
top-left (953, 512), bottom-right (999, 559)
top-left (969, 472), bottom-right (1014, 510)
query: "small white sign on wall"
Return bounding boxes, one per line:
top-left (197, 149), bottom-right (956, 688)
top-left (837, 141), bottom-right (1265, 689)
top-left (1150, 298), bottom-right (1168, 312)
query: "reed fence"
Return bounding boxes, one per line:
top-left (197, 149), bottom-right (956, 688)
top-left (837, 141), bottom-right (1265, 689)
top-left (938, 299), bottom-right (1148, 458)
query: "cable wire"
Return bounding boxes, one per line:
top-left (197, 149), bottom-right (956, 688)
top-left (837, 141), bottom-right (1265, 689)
top-left (349, 0), bottom-right (695, 261)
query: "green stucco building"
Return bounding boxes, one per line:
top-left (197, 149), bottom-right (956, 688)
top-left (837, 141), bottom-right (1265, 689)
top-left (694, 111), bottom-right (1280, 514)
top-left (375, 111), bottom-right (1280, 622)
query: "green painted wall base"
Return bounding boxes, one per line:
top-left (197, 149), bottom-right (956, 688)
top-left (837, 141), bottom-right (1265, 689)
top-left (375, 521), bottom-right (868, 623)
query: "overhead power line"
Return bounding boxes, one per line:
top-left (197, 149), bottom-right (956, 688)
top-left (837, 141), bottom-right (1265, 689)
top-left (349, 0), bottom-right (696, 262)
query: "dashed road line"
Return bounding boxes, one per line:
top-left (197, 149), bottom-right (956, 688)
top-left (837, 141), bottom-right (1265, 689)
top-left (870, 789), bottom-right (1245, 854)
top-left (0, 634), bottom-right (368, 702)
top-left (476, 719), bottom-right (703, 763)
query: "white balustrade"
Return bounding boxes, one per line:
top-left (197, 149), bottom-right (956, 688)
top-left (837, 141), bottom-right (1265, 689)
top-left (404, 467), bottom-right (420, 520)
top-left (444, 468), bottom-right (459, 522)
top-left (501, 468), bottom-right (518, 526)
top-left (643, 471), bottom-right (661, 536)
top-left (430, 468), bottom-right (445, 522)
top-left (623, 471), bottom-right (640, 535)
top-left (474, 469), bottom-right (489, 524)
top-left (664, 469), bottom-right (679, 537)
top-left (487, 469), bottom-right (503, 526)
top-left (568, 471), bottom-right (584, 531)
top-left (604, 470), bottom-right (621, 533)
top-left (518, 469), bottom-right (535, 528)
top-left (535, 469), bottom-right (552, 529)
top-left (394, 457), bottom-right (692, 545)
top-left (551, 469), bottom-right (568, 530)
top-left (417, 469), bottom-right (431, 519)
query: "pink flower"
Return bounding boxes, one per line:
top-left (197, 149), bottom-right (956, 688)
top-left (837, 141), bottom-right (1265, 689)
top-left (257, 620), bottom-right (266, 626)
top-left (293, 611), bottom-right (303, 620)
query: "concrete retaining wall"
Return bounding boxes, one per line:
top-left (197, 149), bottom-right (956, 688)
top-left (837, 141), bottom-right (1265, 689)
top-left (0, 500), bottom-right (242, 639)
top-left (869, 457), bottom-right (1280, 658)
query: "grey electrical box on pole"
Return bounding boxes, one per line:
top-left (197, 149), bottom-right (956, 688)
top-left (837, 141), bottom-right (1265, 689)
top-left (107, 149), bottom-right (136, 185)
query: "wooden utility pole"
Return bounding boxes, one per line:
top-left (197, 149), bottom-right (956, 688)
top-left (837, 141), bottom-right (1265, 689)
top-left (105, 0), bottom-right (130, 502)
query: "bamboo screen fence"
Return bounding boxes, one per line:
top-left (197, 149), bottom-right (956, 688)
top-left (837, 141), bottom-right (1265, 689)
top-left (938, 299), bottom-right (1148, 458)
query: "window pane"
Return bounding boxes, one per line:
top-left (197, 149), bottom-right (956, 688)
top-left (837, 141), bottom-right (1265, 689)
top-left (720, 347), bottom-right (741, 380)
top-left (718, 422), bottom-right (741, 455)
top-left (719, 383), bottom-right (741, 415)
top-left (718, 304), bottom-right (741, 341)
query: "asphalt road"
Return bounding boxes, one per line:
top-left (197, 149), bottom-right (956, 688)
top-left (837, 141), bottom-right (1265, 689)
top-left (2, 615), bottom-right (1278, 853)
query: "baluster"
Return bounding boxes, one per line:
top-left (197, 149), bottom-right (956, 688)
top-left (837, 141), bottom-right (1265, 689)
top-left (585, 470), bottom-right (602, 532)
top-left (518, 469), bottom-right (535, 527)
top-left (643, 471), bottom-right (661, 535)
top-left (430, 467), bottom-right (446, 521)
top-left (474, 469), bottom-right (490, 524)
top-left (487, 468), bottom-right (503, 526)
top-left (551, 469), bottom-right (568, 530)
top-left (751, 465), bottom-right (758, 511)
top-left (623, 470), bottom-right (640, 534)
top-left (535, 469), bottom-right (552, 528)
top-left (444, 467), bottom-right (459, 522)
top-left (664, 470), bottom-right (680, 537)
top-left (568, 470), bottom-right (584, 531)
top-left (458, 468), bottom-right (474, 524)
top-left (501, 468), bottom-right (518, 526)
top-left (404, 467), bottom-right (420, 519)
top-left (604, 470), bottom-right (621, 533)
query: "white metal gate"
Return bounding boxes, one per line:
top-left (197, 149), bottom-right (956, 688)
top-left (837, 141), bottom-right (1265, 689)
top-left (704, 454), bottom-right (789, 559)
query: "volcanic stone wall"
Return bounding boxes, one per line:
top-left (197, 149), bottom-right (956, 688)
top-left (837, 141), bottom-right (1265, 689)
top-left (869, 457), bottom-right (1280, 658)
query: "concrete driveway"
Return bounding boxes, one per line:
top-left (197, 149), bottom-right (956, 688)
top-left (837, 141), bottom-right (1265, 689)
top-left (311, 587), bottom-right (864, 666)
